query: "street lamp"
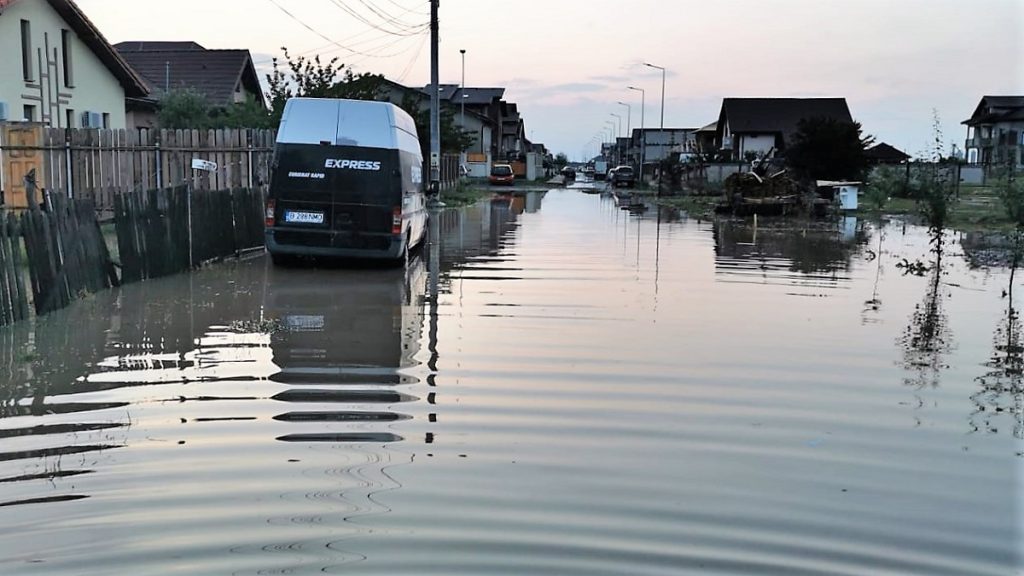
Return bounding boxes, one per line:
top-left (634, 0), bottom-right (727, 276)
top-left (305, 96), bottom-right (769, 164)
top-left (610, 113), bottom-right (622, 138)
top-left (459, 49), bottom-right (466, 129)
top-left (628, 86), bottom-right (645, 177)
top-left (643, 62), bottom-right (666, 130)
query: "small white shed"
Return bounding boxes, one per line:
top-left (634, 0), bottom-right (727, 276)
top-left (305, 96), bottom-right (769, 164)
top-left (816, 180), bottom-right (862, 211)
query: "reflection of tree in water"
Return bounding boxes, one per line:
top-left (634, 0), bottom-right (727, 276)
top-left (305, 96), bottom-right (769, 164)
top-left (973, 244), bottom-right (1024, 440)
top-left (900, 230), bottom-right (954, 389)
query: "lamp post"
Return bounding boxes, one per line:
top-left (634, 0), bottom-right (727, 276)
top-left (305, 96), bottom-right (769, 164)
top-left (643, 62), bottom-right (666, 130)
top-left (459, 49), bottom-right (466, 130)
top-left (628, 86), bottom-right (645, 176)
top-left (617, 101), bottom-right (631, 166)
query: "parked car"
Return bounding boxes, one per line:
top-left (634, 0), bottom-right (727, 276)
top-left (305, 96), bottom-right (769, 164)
top-left (583, 166), bottom-right (595, 178)
top-left (489, 164), bottom-right (515, 186)
top-left (609, 165), bottom-right (636, 188)
top-left (561, 165), bottom-right (576, 182)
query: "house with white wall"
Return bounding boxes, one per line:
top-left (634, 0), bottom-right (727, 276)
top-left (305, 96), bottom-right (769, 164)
top-left (716, 98), bottom-right (853, 161)
top-left (0, 0), bottom-right (147, 129)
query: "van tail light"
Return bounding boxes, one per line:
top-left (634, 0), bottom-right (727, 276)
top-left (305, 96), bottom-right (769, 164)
top-left (392, 206), bottom-right (402, 235)
top-left (265, 199), bottom-right (276, 227)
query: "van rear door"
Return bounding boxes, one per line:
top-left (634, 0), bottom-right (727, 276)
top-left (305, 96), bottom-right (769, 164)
top-left (270, 145), bottom-right (400, 247)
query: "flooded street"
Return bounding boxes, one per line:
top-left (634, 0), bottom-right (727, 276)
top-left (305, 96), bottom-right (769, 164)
top-left (0, 188), bottom-right (1021, 575)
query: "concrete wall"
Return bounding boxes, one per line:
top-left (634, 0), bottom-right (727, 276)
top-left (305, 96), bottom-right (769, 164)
top-left (466, 153), bottom-right (491, 178)
top-left (0, 0), bottom-right (127, 128)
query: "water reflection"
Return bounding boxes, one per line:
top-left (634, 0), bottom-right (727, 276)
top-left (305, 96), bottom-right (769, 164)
top-left (974, 262), bottom-right (1024, 439)
top-left (900, 231), bottom-right (954, 389)
top-left (265, 260), bottom-right (427, 444)
top-left (713, 218), bottom-right (869, 287)
top-left (0, 191), bottom-right (1020, 575)
top-left (433, 191), bottom-right (544, 269)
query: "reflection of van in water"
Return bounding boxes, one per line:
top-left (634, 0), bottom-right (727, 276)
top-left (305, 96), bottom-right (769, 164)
top-left (265, 98), bottom-right (428, 264)
top-left (265, 255), bottom-right (427, 382)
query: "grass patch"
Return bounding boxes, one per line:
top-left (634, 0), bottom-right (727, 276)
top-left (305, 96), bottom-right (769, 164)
top-left (438, 182), bottom-right (491, 207)
top-left (856, 186), bottom-right (1017, 232)
top-left (653, 194), bottom-right (721, 218)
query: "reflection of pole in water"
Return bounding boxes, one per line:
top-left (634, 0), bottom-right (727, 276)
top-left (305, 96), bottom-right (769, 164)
top-left (427, 208), bottom-right (442, 373)
top-left (655, 206), bottom-right (662, 298)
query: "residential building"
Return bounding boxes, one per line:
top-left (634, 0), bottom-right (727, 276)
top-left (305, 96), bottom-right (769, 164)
top-left (625, 128), bottom-right (696, 167)
top-left (0, 0), bottom-right (147, 128)
top-left (715, 98), bottom-right (853, 160)
top-left (115, 41), bottom-right (265, 130)
top-left (865, 142), bottom-right (911, 165)
top-left (962, 96), bottom-right (1024, 167)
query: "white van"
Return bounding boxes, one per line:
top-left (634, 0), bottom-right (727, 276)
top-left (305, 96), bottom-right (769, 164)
top-left (265, 98), bottom-right (428, 264)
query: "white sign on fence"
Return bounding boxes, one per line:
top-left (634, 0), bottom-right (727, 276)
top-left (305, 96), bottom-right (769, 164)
top-left (191, 159), bottom-right (218, 172)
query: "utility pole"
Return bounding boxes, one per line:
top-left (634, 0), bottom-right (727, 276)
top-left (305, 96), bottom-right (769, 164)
top-left (429, 0), bottom-right (440, 197)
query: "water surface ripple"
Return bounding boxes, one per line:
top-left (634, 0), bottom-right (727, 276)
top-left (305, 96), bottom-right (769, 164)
top-left (0, 190), bottom-right (1020, 575)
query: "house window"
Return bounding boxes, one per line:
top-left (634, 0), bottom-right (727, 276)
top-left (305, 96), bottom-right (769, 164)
top-left (23, 104), bottom-right (36, 121)
top-left (967, 126), bottom-right (974, 141)
top-left (21, 20), bottom-right (33, 81)
top-left (66, 108), bottom-right (75, 128)
top-left (61, 29), bottom-right (74, 88)
top-left (102, 113), bottom-right (110, 129)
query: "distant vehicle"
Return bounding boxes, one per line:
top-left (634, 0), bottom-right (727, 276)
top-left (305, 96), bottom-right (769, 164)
top-left (609, 165), bottom-right (635, 188)
top-left (561, 165), bottom-right (576, 182)
top-left (490, 164), bottom-right (515, 186)
top-left (593, 159), bottom-right (609, 181)
top-left (265, 98), bottom-right (428, 266)
top-left (583, 166), bottom-right (595, 178)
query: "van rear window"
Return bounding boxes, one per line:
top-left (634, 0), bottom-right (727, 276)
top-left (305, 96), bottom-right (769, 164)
top-left (492, 166), bottom-right (513, 176)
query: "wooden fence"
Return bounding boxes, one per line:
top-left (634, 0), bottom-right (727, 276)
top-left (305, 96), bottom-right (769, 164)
top-left (0, 196), bottom-right (116, 324)
top-left (115, 186), bottom-right (265, 284)
top-left (22, 196), bottom-right (118, 315)
top-left (0, 212), bottom-right (30, 325)
top-left (0, 125), bottom-right (276, 218)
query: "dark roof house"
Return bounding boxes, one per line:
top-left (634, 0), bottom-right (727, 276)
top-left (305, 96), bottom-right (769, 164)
top-left (865, 142), bottom-right (911, 164)
top-left (962, 96), bottom-right (1024, 126)
top-left (115, 41), bottom-right (265, 108)
top-left (718, 98), bottom-right (853, 143)
top-left (962, 95), bottom-right (1024, 166)
top-left (716, 97), bottom-right (854, 159)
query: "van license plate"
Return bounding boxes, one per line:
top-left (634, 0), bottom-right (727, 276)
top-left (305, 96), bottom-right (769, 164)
top-left (284, 210), bottom-right (324, 224)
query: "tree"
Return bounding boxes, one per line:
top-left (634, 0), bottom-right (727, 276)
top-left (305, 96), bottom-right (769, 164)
top-left (553, 153), bottom-right (568, 168)
top-left (158, 88), bottom-right (212, 129)
top-left (785, 117), bottom-right (874, 183)
top-left (265, 48), bottom-right (386, 124)
top-left (213, 96), bottom-right (276, 129)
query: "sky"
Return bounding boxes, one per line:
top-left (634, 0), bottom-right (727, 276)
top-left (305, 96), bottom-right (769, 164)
top-left (77, 0), bottom-right (1023, 160)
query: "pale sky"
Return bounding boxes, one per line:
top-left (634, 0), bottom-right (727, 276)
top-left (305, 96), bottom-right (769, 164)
top-left (78, 0), bottom-right (1023, 160)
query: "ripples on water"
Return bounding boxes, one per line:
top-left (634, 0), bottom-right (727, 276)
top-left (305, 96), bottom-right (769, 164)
top-left (0, 189), bottom-right (1020, 575)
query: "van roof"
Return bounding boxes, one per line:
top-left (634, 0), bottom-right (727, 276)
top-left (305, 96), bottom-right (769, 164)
top-left (276, 98), bottom-right (421, 156)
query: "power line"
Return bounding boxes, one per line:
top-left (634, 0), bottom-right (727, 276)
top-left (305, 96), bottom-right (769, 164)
top-left (324, 0), bottom-right (428, 36)
top-left (265, 0), bottom-right (425, 58)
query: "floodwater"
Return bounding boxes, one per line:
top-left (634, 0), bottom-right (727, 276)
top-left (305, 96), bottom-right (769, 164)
top-left (0, 187), bottom-right (1021, 575)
